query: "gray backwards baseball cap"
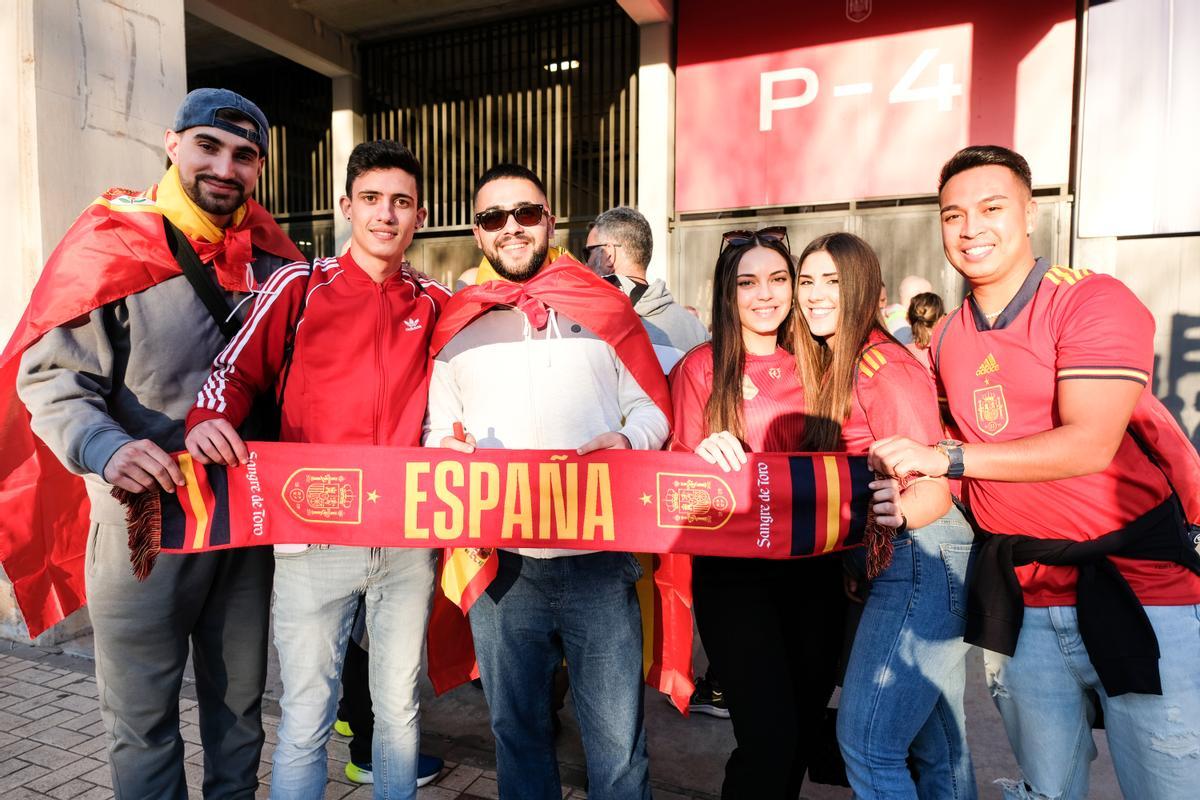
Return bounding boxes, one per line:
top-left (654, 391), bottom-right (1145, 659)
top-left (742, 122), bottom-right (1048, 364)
top-left (173, 88), bottom-right (270, 156)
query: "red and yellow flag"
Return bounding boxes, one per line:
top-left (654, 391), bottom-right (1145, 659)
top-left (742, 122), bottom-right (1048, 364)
top-left (0, 170), bottom-right (301, 637)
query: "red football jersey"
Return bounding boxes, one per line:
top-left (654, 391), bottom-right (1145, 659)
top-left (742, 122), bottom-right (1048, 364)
top-left (669, 344), bottom-right (806, 454)
top-left (841, 329), bottom-right (943, 454)
top-left (933, 259), bottom-right (1200, 606)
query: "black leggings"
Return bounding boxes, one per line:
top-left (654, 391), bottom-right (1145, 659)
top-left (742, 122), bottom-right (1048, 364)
top-left (693, 554), bottom-right (847, 800)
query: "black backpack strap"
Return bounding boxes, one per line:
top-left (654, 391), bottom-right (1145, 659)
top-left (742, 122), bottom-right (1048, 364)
top-left (932, 306), bottom-right (963, 375)
top-left (628, 280), bottom-right (650, 307)
top-left (163, 217), bottom-right (240, 340)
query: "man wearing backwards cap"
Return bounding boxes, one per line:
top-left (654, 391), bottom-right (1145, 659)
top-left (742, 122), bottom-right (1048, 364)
top-left (4, 88), bottom-right (302, 798)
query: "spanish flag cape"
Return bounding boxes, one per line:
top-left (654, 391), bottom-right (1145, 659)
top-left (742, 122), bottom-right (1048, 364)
top-left (0, 166), bottom-right (302, 637)
top-left (426, 254), bottom-right (697, 711)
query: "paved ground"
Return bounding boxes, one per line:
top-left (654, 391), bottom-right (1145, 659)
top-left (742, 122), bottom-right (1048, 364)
top-left (0, 633), bottom-right (1121, 799)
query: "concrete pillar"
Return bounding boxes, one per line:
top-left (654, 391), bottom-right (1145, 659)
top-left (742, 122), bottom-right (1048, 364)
top-left (636, 22), bottom-right (675, 285)
top-left (331, 75), bottom-right (365, 254)
top-left (0, 0), bottom-right (187, 643)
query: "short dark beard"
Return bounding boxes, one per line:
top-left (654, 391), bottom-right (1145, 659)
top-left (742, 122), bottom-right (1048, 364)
top-left (181, 172), bottom-right (247, 216)
top-left (487, 240), bottom-right (550, 282)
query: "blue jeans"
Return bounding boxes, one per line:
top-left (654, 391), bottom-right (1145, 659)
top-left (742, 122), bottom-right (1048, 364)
top-left (269, 546), bottom-right (435, 800)
top-left (469, 550), bottom-right (651, 800)
top-left (838, 505), bottom-right (978, 800)
top-left (984, 603), bottom-right (1200, 800)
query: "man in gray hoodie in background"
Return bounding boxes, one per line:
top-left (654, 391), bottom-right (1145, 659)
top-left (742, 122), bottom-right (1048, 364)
top-left (584, 208), bottom-right (731, 720)
top-left (584, 207), bottom-right (709, 372)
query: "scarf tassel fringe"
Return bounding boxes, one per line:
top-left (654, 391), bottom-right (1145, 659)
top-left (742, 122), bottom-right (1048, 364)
top-left (111, 487), bottom-right (162, 581)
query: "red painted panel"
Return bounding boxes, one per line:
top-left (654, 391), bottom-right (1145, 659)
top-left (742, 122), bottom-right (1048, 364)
top-left (675, 0), bottom-right (1074, 212)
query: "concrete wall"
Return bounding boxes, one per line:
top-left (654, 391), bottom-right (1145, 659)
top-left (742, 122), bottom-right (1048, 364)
top-left (2, 0), bottom-right (187, 343)
top-left (1, 0), bottom-right (187, 643)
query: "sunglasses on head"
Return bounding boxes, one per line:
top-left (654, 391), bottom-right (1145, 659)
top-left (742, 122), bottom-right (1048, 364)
top-left (474, 203), bottom-right (547, 232)
top-left (720, 225), bottom-right (790, 251)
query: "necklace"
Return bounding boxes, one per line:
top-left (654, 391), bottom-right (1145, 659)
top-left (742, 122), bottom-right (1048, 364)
top-left (983, 309), bottom-right (1003, 320)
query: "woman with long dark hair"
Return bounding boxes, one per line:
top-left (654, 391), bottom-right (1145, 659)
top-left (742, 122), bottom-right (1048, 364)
top-left (669, 227), bottom-right (846, 798)
top-left (793, 232), bottom-right (977, 799)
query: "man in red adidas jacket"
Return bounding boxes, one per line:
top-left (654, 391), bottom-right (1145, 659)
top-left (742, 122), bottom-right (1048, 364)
top-left (185, 141), bottom-right (451, 800)
top-left (870, 145), bottom-right (1200, 800)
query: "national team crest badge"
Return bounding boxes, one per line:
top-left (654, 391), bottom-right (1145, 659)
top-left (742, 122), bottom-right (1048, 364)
top-left (847, 0), bottom-right (872, 23)
top-left (283, 468), bottom-right (363, 524)
top-left (973, 384), bottom-right (1009, 436)
top-left (657, 473), bottom-right (736, 530)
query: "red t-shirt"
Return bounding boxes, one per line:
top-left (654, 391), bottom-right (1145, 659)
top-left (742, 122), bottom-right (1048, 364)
top-left (933, 259), bottom-right (1200, 607)
top-left (669, 344), bottom-right (805, 454)
top-left (841, 330), bottom-right (943, 454)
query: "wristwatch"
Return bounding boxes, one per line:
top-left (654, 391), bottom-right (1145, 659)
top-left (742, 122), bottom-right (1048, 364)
top-left (935, 439), bottom-right (965, 479)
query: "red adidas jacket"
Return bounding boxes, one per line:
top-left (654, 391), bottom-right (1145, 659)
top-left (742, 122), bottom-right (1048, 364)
top-left (187, 251), bottom-right (450, 446)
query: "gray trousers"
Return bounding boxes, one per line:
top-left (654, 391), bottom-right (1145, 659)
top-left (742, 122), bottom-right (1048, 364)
top-left (86, 521), bottom-right (273, 799)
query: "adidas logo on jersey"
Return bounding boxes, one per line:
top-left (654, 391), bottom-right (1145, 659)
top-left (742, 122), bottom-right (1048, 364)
top-left (403, 318), bottom-right (422, 332)
top-left (976, 353), bottom-right (1000, 376)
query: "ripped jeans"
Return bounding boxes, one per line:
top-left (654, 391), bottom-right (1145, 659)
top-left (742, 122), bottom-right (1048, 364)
top-left (984, 604), bottom-right (1200, 800)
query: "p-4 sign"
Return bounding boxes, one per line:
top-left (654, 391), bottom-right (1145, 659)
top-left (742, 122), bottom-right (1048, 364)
top-left (760, 48), bottom-right (963, 132)
top-left (678, 24), bottom-right (974, 211)
top-left (676, 0), bottom-right (1075, 213)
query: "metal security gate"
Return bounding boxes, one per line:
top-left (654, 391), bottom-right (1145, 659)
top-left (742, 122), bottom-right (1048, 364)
top-left (362, 2), bottom-right (639, 231)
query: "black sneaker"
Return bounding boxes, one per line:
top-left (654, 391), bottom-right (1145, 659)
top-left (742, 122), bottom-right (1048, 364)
top-left (685, 675), bottom-right (731, 718)
top-left (417, 753), bottom-right (444, 787)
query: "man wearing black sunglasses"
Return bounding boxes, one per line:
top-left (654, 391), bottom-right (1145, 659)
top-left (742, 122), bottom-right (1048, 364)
top-left (471, 187), bottom-right (553, 282)
top-left (426, 164), bottom-right (669, 800)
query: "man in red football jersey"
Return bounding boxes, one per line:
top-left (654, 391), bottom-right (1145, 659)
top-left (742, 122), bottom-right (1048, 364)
top-left (870, 145), bottom-right (1200, 800)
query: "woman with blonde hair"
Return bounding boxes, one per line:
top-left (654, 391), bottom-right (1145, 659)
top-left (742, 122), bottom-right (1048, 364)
top-left (793, 232), bottom-right (977, 799)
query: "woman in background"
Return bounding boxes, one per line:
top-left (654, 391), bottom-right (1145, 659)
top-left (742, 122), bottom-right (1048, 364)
top-left (905, 291), bottom-right (946, 374)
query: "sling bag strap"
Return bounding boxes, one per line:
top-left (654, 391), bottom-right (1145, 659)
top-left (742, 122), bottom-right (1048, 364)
top-left (162, 216), bottom-right (306, 411)
top-left (163, 217), bottom-right (241, 340)
top-left (628, 280), bottom-right (650, 308)
top-left (930, 305), bottom-right (963, 375)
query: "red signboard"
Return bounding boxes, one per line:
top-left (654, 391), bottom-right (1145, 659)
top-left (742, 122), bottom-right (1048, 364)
top-left (676, 0), bottom-right (1075, 213)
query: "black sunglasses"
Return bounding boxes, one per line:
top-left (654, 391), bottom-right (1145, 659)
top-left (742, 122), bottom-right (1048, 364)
top-left (720, 225), bottom-right (790, 251)
top-left (474, 203), bottom-right (547, 232)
